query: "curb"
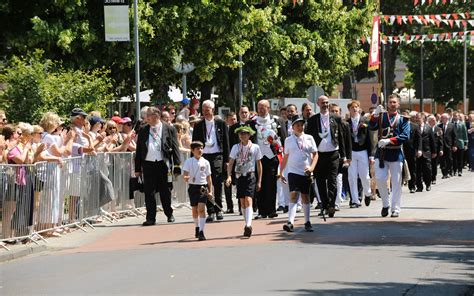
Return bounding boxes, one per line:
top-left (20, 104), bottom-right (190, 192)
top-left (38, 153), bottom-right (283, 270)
top-left (0, 244), bottom-right (48, 263)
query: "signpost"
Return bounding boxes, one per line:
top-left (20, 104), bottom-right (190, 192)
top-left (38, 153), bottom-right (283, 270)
top-left (104, 0), bottom-right (130, 42)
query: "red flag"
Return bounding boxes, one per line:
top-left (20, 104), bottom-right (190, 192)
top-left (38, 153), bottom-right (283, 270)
top-left (368, 16), bottom-right (380, 71)
top-left (408, 15), bottom-right (414, 24)
top-left (397, 16), bottom-right (403, 25)
top-left (465, 13), bottom-right (470, 19)
top-left (452, 13), bottom-right (459, 20)
top-left (415, 35), bottom-right (421, 40)
top-left (449, 20), bottom-right (454, 27)
top-left (462, 20), bottom-right (467, 27)
top-left (384, 15), bottom-right (390, 23)
top-left (435, 20), bottom-right (441, 27)
top-left (414, 0), bottom-right (419, 5)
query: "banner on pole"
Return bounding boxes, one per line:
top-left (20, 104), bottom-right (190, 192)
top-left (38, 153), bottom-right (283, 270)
top-left (104, 0), bottom-right (130, 42)
top-left (368, 16), bottom-right (380, 71)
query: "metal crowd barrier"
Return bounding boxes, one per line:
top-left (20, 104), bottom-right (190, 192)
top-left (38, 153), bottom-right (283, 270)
top-left (1, 152), bottom-right (186, 249)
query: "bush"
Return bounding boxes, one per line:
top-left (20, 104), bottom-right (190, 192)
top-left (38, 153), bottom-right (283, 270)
top-left (0, 50), bottom-right (114, 123)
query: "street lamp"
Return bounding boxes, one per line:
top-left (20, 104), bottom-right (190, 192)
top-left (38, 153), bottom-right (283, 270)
top-left (173, 50), bottom-right (195, 101)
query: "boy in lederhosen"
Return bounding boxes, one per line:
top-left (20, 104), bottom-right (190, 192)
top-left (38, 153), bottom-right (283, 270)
top-left (183, 141), bottom-right (213, 241)
top-left (226, 126), bottom-right (263, 237)
top-left (280, 116), bottom-right (319, 232)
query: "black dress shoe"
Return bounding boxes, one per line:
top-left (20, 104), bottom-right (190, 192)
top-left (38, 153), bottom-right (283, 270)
top-left (426, 186), bottom-right (431, 191)
top-left (304, 221), bottom-right (314, 232)
top-left (206, 214), bottom-right (215, 223)
top-left (277, 206), bottom-right (285, 212)
top-left (243, 226), bottom-right (252, 237)
top-left (167, 215), bottom-right (175, 223)
top-left (268, 212), bottom-right (278, 218)
top-left (315, 203), bottom-right (321, 210)
top-left (283, 222), bottom-right (294, 232)
top-left (198, 231), bottom-right (206, 241)
top-left (327, 207), bottom-right (335, 218)
top-left (142, 220), bottom-right (156, 226)
top-left (195, 227), bottom-right (199, 238)
top-left (442, 175), bottom-right (447, 179)
top-left (255, 214), bottom-right (267, 220)
top-left (416, 188), bottom-right (423, 192)
top-left (381, 207), bottom-right (389, 217)
top-left (225, 209), bottom-right (234, 214)
top-left (239, 211), bottom-right (242, 216)
top-left (431, 180), bottom-right (436, 185)
top-left (283, 206), bottom-right (289, 213)
top-left (350, 203), bottom-right (361, 208)
top-left (216, 212), bottom-right (224, 220)
top-left (458, 173), bottom-right (462, 177)
top-left (365, 195), bottom-right (371, 207)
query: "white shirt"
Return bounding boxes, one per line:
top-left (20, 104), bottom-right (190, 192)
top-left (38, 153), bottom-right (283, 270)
top-left (229, 142), bottom-right (263, 175)
top-left (41, 133), bottom-right (63, 157)
top-left (145, 123), bottom-right (163, 162)
top-left (255, 115), bottom-right (280, 159)
top-left (350, 115), bottom-right (360, 143)
top-left (284, 134), bottom-right (317, 176)
top-left (183, 156), bottom-right (212, 185)
top-left (72, 126), bottom-right (88, 156)
top-left (317, 112), bottom-right (338, 152)
top-left (203, 119), bottom-right (220, 154)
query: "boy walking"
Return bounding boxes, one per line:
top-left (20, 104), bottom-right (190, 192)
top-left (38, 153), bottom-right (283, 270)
top-left (183, 141), bottom-right (213, 241)
top-left (280, 116), bottom-right (318, 232)
top-left (226, 126), bottom-right (263, 237)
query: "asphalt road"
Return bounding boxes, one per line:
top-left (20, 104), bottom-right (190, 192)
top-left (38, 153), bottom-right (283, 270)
top-left (1, 172), bottom-right (473, 295)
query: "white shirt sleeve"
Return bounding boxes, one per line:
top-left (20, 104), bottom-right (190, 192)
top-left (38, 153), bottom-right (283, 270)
top-left (205, 160), bottom-right (212, 176)
top-left (307, 135), bottom-right (318, 153)
top-left (229, 144), bottom-right (239, 160)
top-left (254, 145), bottom-right (263, 161)
top-left (183, 158), bottom-right (191, 173)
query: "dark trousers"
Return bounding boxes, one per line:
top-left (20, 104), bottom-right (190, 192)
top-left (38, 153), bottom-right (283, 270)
top-left (431, 156), bottom-right (438, 182)
top-left (406, 154), bottom-right (417, 190)
top-left (256, 156), bottom-right (279, 216)
top-left (416, 156), bottom-right (432, 190)
top-left (440, 147), bottom-right (453, 177)
top-left (453, 149), bottom-right (464, 174)
top-left (143, 161), bottom-right (173, 222)
top-left (314, 151), bottom-right (339, 210)
top-left (203, 153), bottom-right (224, 214)
top-left (224, 172), bottom-right (234, 211)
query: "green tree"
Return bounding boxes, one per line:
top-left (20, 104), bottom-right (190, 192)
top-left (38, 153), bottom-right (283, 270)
top-left (0, 51), bottom-right (113, 123)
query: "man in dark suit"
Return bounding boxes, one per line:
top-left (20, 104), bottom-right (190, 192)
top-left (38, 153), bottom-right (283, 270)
top-left (192, 100), bottom-right (229, 222)
top-left (135, 106), bottom-right (181, 226)
top-left (438, 113), bottom-right (457, 178)
top-left (248, 99), bottom-right (288, 219)
top-left (228, 106), bottom-right (251, 214)
top-left (403, 113), bottom-right (422, 193)
top-left (415, 112), bottom-right (436, 192)
top-left (305, 95), bottom-right (348, 218)
top-left (427, 115), bottom-right (444, 184)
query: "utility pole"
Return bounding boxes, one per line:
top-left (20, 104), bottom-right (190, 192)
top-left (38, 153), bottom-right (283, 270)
top-left (133, 0), bottom-right (141, 120)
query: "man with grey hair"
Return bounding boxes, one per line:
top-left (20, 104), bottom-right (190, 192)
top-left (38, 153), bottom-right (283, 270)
top-left (135, 106), bottom-right (181, 226)
top-left (248, 99), bottom-right (288, 219)
top-left (427, 115), bottom-right (444, 184)
top-left (403, 111), bottom-right (422, 193)
top-left (70, 108), bottom-right (94, 156)
top-left (192, 100), bottom-right (229, 222)
top-left (438, 113), bottom-right (457, 178)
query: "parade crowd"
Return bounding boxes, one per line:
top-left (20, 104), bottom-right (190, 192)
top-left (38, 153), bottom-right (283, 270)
top-left (1, 95), bottom-right (473, 241)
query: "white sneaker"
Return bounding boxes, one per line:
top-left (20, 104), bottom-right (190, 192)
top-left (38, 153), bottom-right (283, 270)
top-left (335, 205), bottom-right (340, 211)
top-left (391, 211), bottom-right (400, 218)
top-left (296, 205), bottom-right (302, 213)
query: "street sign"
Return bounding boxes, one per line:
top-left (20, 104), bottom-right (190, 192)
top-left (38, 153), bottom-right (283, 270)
top-left (104, 0), bottom-right (130, 42)
top-left (370, 93), bottom-right (378, 105)
top-left (307, 85), bottom-right (324, 106)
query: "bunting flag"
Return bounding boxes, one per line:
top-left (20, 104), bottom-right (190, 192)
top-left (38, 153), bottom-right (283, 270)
top-left (382, 12), bottom-right (473, 28)
top-left (368, 16), bottom-right (380, 71)
top-left (414, 0), bottom-right (473, 5)
top-left (358, 30), bottom-right (474, 44)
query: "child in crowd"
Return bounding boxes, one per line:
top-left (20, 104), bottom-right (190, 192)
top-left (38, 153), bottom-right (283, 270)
top-left (183, 141), bottom-right (213, 241)
top-left (225, 126), bottom-right (262, 238)
top-left (280, 116), bottom-right (318, 232)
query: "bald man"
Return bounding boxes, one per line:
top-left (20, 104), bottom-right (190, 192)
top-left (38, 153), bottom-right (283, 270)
top-left (248, 99), bottom-right (288, 219)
